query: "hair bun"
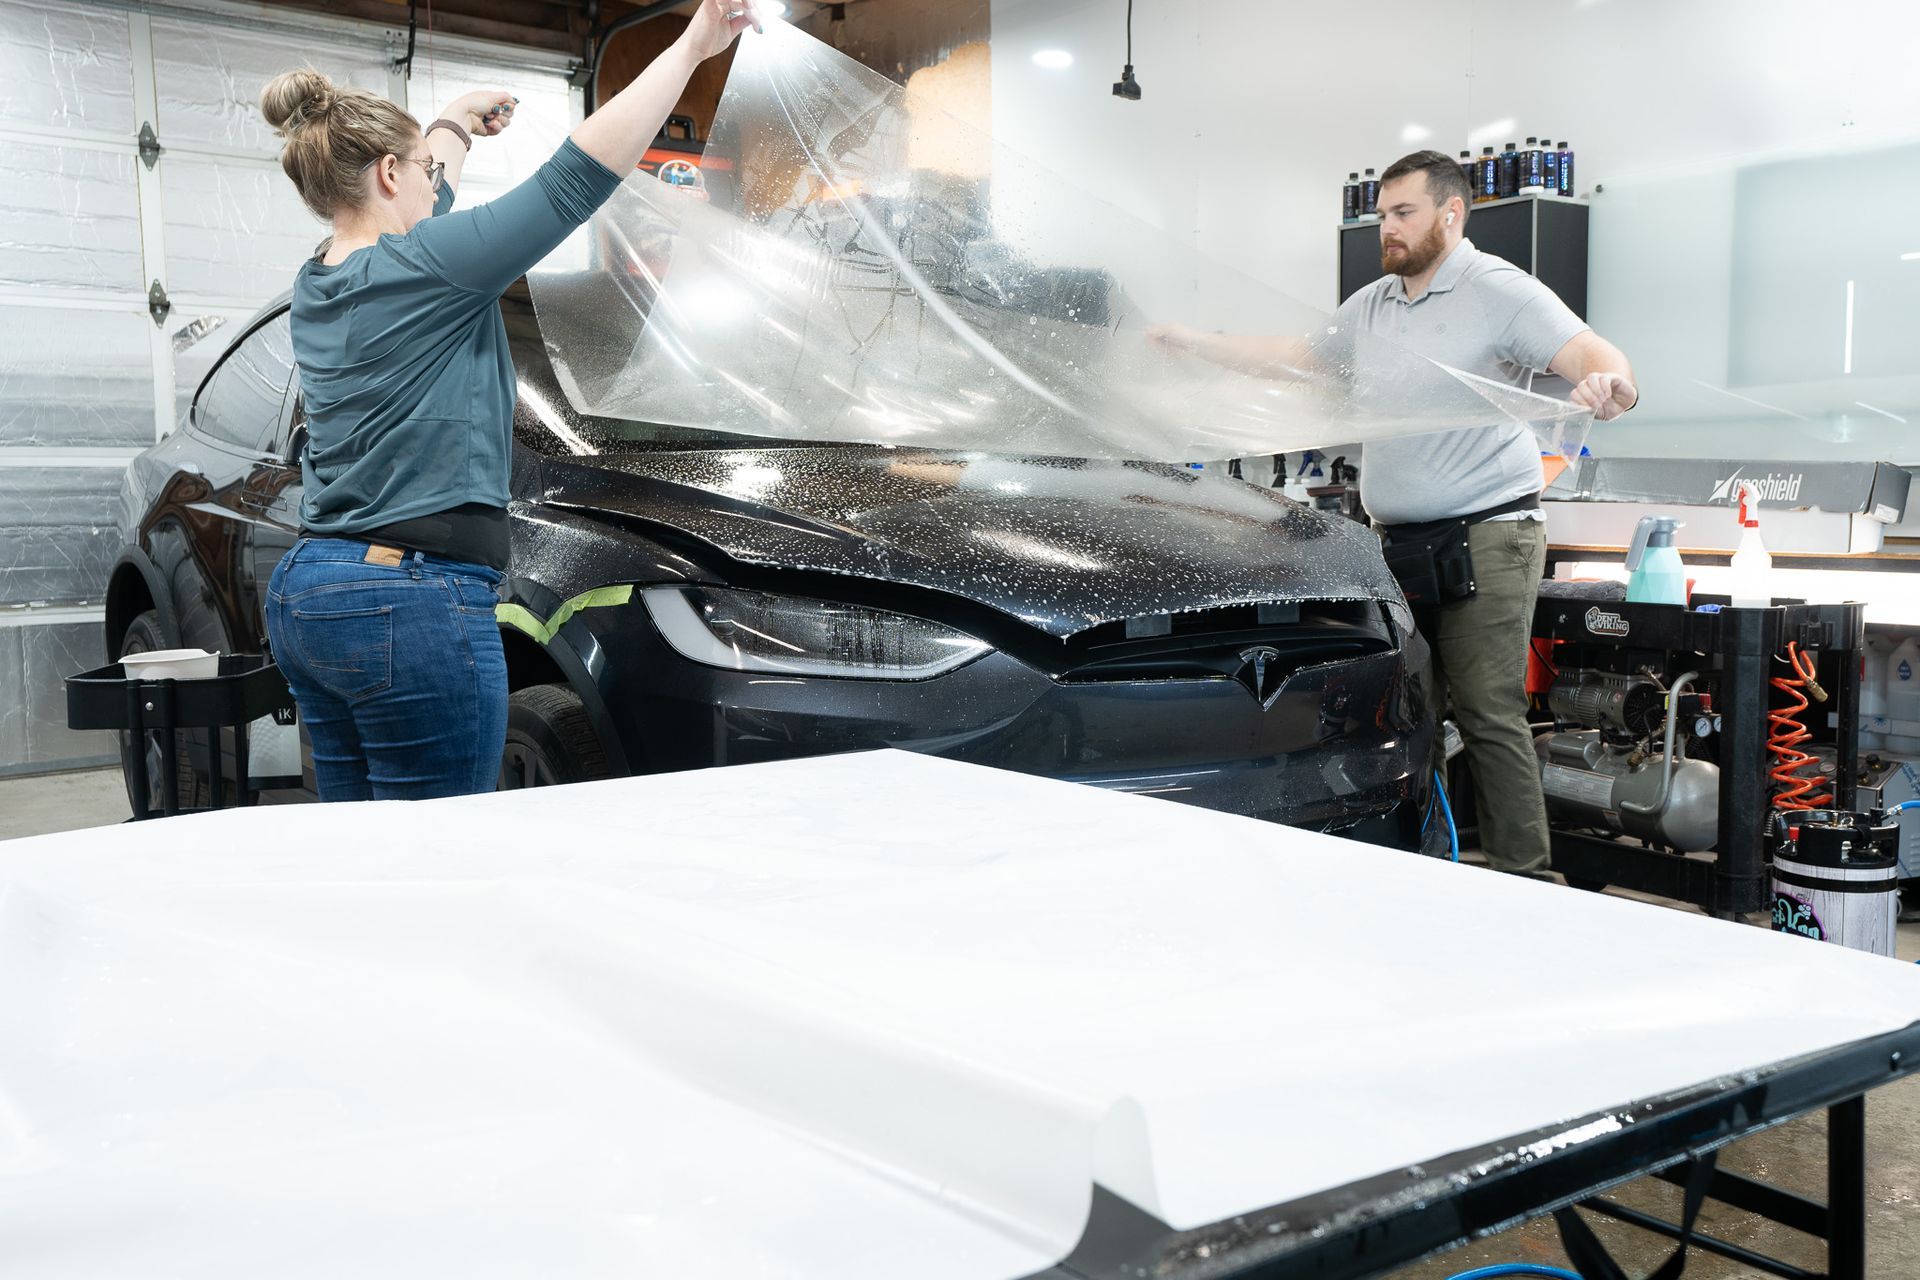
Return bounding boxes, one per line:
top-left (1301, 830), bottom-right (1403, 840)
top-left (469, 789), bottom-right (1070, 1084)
top-left (261, 68), bottom-right (336, 135)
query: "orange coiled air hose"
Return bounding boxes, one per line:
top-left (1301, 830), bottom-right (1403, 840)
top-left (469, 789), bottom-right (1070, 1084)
top-left (1769, 642), bottom-right (1832, 811)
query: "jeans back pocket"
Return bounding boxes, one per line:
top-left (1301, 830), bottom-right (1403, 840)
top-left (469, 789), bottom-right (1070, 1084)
top-left (290, 604), bottom-right (394, 700)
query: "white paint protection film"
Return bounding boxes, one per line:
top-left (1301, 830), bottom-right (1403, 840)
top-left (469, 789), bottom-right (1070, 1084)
top-left (4, 751), bottom-right (1919, 1277)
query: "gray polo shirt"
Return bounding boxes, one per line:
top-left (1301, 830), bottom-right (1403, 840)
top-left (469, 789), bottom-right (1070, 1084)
top-left (1333, 239), bottom-right (1588, 526)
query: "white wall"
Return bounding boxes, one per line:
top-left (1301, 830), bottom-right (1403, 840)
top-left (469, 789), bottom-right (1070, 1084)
top-left (990, 0), bottom-right (1920, 460)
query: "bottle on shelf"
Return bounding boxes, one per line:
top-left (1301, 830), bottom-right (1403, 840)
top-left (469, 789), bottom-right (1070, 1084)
top-left (1343, 171), bottom-right (1360, 222)
top-left (1520, 137), bottom-right (1546, 193)
top-left (1556, 140), bottom-right (1575, 196)
top-left (1728, 481), bottom-right (1773, 609)
top-left (1625, 515), bottom-right (1688, 606)
top-left (1360, 167), bottom-right (1380, 218)
top-left (1458, 149), bottom-right (1473, 189)
top-left (1476, 146), bottom-right (1498, 203)
top-left (1543, 136), bottom-right (1561, 196)
top-left (1497, 141), bottom-right (1520, 199)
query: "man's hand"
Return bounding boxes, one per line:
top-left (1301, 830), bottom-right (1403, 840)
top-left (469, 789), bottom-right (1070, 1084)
top-left (1146, 322), bottom-right (1204, 355)
top-left (445, 90), bottom-right (517, 137)
top-left (1571, 370), bottom-right (1637, 421)
top-left (682, 0), bottom-right (764, 61)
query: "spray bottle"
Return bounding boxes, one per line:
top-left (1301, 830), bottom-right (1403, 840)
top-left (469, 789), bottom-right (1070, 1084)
top-left (1625, 515), bottom-right (1687, 605)
top-left (1729, 480), bottom-right (1773, 608)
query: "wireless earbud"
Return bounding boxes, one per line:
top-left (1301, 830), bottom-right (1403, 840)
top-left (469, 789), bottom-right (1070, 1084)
top-left (1445, 211), bottom-right (1456, 226)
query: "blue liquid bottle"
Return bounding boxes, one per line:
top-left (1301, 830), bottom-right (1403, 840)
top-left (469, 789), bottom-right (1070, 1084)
top-left (1543, 137), bottom-right (1561, 196)
top-left (1497, 141), bottom-right (1520, 199)
top-left (1557, 140), bottom-right (1575, 196)
top-left (1625, 516), bottom-right (1688, 605)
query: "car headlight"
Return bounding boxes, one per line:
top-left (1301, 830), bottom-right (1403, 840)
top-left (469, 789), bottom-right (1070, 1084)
top-left (641, 586), bottom-right (991, 680)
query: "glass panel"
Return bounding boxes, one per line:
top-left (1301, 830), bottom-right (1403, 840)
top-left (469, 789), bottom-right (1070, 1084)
top-left (0, 467), bottom-right (124, 607)
top-left (1589, 139), bottom-right (1920, 464)
top-left (171, 309), bottom-right (259, 431)
top-left (0, 141), bottom-right (143, 292)
top-left (151, 18), bottom-right (390, 158)
top-left (22, 620), bottom-right (116, 768)
top-left (192, 312), bottom-right (293, 453)
top-left (0, 0), bottom-right (135, 135)
top-left (0, 306), bottom-right (154, 447)
top-left (0, 626), bottom-right (23, 769)
top-left (160, 154), bottom-right (328, 304)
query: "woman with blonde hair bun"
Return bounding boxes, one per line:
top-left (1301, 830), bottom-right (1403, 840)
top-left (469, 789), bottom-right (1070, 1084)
top-left (262, 0), bottom-right (763, 802)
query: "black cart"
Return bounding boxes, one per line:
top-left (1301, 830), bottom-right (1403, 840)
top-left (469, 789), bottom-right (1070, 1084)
top-left (66, 655), bottom-right (297, 820)
top-left (1531, 597), bottom-right (1866, 917)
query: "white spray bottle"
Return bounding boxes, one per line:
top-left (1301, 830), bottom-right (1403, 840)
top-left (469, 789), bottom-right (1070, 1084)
top-left (1729, 480), bottom-right (1773, 608)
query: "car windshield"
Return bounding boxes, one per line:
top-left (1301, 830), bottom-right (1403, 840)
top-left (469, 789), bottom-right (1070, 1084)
top-left (503, 285), bottom-right (812, 455)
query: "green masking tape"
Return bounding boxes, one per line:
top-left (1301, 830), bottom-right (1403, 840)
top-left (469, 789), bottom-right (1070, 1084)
top-left (496, 584), bottom-right (634, 646)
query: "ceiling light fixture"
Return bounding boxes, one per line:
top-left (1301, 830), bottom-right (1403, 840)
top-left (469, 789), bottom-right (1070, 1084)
top-left (1112, 0), bottom-right (1140, 100)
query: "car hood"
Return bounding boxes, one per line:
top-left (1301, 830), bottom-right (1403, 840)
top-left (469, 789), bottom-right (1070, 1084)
top-left (533, 448), bottom-right (1400, 639)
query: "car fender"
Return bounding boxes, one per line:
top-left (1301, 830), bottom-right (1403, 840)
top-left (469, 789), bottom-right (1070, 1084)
top-left (105, 545), bottom-right (180, 654)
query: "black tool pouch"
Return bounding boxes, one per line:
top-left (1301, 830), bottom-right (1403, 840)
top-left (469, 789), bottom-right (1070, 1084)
top-left (1379, 518), bottom-right (1477, 606)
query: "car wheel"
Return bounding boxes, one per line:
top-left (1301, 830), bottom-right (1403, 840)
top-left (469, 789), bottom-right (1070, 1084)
top-left (499, 684), bottom-right (613, 790)
top-left (116, 609), bottom-right (210, 815)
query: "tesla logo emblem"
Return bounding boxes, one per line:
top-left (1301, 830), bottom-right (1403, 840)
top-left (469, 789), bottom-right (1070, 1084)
top-left (1235, 645), bottom-right (1287, 710)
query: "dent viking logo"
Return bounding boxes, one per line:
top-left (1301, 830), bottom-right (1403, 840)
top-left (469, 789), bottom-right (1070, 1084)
top-left (1710, 467), bottom-right (1803, 504)
top-left (1585, 607), bottom-right (1630, 639)
top-left (1235, 645), bottom-right (1287, 710)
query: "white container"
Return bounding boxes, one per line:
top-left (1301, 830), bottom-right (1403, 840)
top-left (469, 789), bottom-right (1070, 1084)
top-left (1861, 636), bottom-right (1891, 752)
top-left (1772, 848), bottom-right (1900, 957)
top-left (1863, 752), bottom-right (1920, 880)
top-left (120, 649), bottom-right (220, 681)
top-left (1887, 637), bottom-right (1920, 717)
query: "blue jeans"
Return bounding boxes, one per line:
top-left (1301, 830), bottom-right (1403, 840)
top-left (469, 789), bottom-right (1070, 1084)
top-left (266, 537), bottom-right (507, 801)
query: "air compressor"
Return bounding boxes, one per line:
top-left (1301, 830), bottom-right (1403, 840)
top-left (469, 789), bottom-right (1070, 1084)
top-left (1533, 669), bottom-right (1720, 852)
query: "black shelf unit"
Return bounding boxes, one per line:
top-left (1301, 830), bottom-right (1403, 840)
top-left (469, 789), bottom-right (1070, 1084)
top-left (1338, 193), bottom-right (1589, 316)
top-left (67, 655), bottom-right (296, 820)
top-left (1530, 597), bottom-right (1865, 917)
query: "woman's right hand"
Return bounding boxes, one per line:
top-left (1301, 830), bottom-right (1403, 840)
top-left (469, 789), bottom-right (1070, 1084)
top-left (445, 89), bottom-right (517, 137)
top-left (681, 0), bottom-right (764, 61)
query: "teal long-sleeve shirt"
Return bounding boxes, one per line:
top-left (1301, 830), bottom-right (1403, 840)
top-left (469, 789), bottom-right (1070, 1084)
top-left (291, 139), bottom-right (623, 535)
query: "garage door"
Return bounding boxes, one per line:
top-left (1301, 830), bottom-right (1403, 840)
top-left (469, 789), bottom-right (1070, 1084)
top-left (0, 0), bottom-right (580, 775)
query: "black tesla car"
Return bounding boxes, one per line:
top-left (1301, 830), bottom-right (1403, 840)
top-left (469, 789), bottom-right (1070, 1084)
top-left (106, 289), bottom-right (1441, 851)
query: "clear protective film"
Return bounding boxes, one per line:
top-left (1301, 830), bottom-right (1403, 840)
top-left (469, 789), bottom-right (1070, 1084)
top-left (525, 20), bottom-right (1591, 462)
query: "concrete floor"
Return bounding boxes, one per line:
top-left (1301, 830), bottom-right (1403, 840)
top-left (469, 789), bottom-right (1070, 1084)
top-left (3, 766), bottom-right (1917, 1276)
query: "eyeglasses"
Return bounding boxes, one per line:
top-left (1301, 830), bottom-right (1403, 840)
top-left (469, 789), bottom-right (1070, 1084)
top-left (361, 154), bottom-right (445, 193)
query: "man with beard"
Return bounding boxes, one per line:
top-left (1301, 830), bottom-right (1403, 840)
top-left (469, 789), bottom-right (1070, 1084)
top-left (1151, 150), bottom-right (1636, 877)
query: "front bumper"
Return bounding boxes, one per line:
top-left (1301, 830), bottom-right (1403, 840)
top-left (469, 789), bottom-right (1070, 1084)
top-left (587, 604), bottom-right (1439, 852)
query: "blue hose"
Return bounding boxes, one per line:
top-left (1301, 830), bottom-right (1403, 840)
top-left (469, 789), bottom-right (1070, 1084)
top-left (1436, 770), bottom-right (1460, 861)
top-left (1443, 1266), bottom-right (1583, 1280)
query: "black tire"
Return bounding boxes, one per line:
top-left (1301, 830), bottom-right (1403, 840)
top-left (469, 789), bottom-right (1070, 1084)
top-left (116, 609), bottom-right (210, 815)
top-left (499, 684), bottom-right (614, 790)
